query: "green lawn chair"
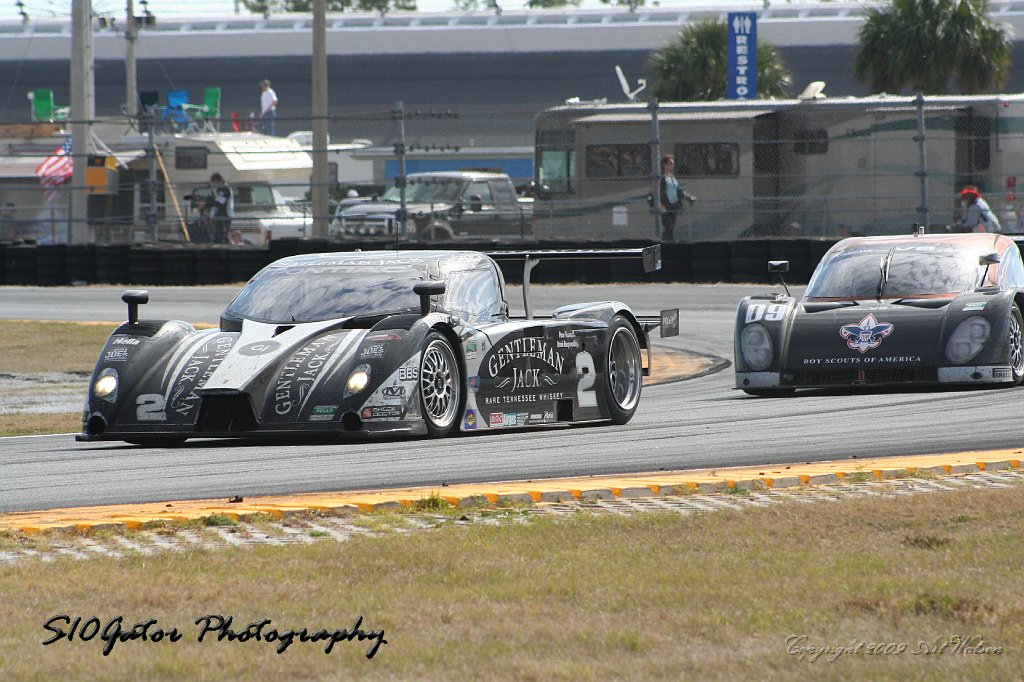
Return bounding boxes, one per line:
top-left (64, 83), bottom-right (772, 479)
top-left (199, 86), bottom-right (221, 132)
top-left (28, 89), bottom-right (69, 123)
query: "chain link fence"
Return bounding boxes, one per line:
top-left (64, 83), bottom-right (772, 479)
top-left (2, 94), bottom-right (1021, 246)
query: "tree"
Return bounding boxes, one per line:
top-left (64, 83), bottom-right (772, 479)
top-left (649, 20), bottom-right (791, 102)
top-left (853, 0), bottom-right (1010, 94)
top-left (242, 0), bottom-right (415, 14)
top-left (525, 0), bottom-right (581, 7)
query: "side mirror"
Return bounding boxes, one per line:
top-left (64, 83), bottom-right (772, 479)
top-left (413, 281), bottom-right (446, 317)
top-left (121, 289), bottom-right (149, 325)
top-left (768, 260), bottom-right (790, 273)
top-left (979, 252), bottom-right (1002, 266)
top-left (469, 194), bottom-right (483, 212)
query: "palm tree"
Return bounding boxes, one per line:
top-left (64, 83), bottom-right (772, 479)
top-left (853, 0), bottom-right (1010, 94)
top-left (649, 20), bottom-right (792, 102)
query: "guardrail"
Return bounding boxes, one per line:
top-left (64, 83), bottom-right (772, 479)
top-left (0, 238), bottom-right (837, 287)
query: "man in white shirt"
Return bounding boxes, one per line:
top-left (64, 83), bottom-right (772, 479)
top-left (259, 79), bottom-right (278, 136)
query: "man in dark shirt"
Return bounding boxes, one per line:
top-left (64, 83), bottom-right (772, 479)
top-left (208, 173), bottom-right (233, 243)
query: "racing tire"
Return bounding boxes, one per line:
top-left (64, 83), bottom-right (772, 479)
top-left (419, 332), bottom-right (463, 437)
top-left (742, 388), bottom-right (796, 397)
top-left (124, 436), bottom-right (188, 447)
top-left (602, 315), bottom-right (643, 425)
top-left (1009, 304), bottom-right (1024, 386)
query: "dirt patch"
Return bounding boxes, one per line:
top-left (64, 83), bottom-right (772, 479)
top-left (0, 372), bottom-right (89, 414)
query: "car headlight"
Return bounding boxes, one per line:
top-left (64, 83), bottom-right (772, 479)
top-left (346, 366), bottom-right (371, 394)
top-left (93, 370), bottom-right (118, 399)
top-left (740, 323), bottom-right (773, 371)
top-left (946, 316), bottom-right (991, 363)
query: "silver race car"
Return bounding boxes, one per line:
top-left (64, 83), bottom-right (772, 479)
top-left (79, 247), bottom-right (677, 444)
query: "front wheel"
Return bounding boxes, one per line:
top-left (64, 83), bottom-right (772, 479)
top-left (1008, 304), bottom-right (1024, 385)
top-left (419, 332), bottom-right (463, 437)
top-left (602, 315), bottom-right (643, 425)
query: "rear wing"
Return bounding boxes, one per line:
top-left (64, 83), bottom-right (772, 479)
top-left (486, 246), bottom-right (678, 337)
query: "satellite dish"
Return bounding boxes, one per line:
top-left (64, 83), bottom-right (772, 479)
top-left (797, 81), bottom-right (827, 101)
top-left (615, 65), bottom-right (647, 102)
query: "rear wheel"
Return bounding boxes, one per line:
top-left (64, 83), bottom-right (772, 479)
top-left (419, 332), bottom-right (462, 437)
top-left (603, 316), bottom-right (642, 425)
top-left (1009, 305), bottom-right (1024, 385)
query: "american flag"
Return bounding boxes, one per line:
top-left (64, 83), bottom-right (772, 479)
top-left (35, 136), bottom-right (73, 202)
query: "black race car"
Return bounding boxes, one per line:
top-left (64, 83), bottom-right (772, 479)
top-left (79, 247), bottom-right (677, 444)
top-left (734, 233), bottom-right (1024, 395)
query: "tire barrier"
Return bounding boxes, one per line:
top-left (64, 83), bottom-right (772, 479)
top-left (729, 240), bottom-right (772, 284)
top-left (94, 245), bottom-right (130, 284)
top-left (690, 241), bottom-right (732, 283)
top-left (0, 239), bottom-right (840, 287)
top-left (161, 249), bottom-right (197, 286)
top-left (66, 244), bottom-right (96, 285)
top-left (127, 248), bottom-right (164, 286)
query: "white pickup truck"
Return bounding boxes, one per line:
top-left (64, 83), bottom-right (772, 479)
top-left (186, 182), bottom-right (310, 245)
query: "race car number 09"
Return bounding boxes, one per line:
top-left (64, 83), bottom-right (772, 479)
top-left (576, 351), bottom-right (597, 407)
top-left (745, 304), bottom-right (787, 324)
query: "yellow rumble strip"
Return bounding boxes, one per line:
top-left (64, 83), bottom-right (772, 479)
top-left (2, 450), bottom-right (1020, 534)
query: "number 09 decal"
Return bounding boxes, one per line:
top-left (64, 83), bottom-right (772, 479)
top-left (576, 351), bottom-right (598, 407)
top-left (745, 303), bottom-right (787, 324)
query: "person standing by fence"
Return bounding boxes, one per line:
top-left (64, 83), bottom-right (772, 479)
top-left (958, 185), bottom-right (1001, 232)
top-left (658, 155), bottom-right (695, 242)
top-left (259, 79), bottom-right (278, 136)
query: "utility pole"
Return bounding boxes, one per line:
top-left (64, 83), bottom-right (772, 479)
top-left (311, 0), bottom-right (329, 238)
top-left (125, 0), bottom-right (137, 118)
top-left (648, 96), bottom-right (661, 240)
top-left (70, 0), bottom-right (95, 244)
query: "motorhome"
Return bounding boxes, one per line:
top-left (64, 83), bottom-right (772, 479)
top-left (532, 94), bottom-right (1024, 241)
top-left (127, 131), bottom-right (313, 244)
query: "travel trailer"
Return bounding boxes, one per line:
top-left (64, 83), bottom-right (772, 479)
top-left (531, 94), bottom-right (1024, 241)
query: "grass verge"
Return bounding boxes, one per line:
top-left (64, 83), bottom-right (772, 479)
top-left (0, 484), bottom-right (1021, 681)
top-left (0, 320), bottom-right (114, 374)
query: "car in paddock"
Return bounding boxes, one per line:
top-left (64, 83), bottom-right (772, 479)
top-left (78, 247), bottom-right (677, 445)
top-left (734, 232), bottom-right (1024, 395)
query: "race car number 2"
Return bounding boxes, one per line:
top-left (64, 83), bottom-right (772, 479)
top-left (136, 394), bottom-right (167, 421)
top-left (745, 303), bottom-right (787, 324)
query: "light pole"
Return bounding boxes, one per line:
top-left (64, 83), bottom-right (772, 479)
top-left (70, 0), bottom-right (95, 244)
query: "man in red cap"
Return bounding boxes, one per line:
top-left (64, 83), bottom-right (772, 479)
top-left (959, 185), bottom-right (1001, 232)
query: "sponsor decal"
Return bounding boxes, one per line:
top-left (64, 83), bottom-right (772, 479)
top-left (103, 347), bottom-right (130, 363)
top-left (468, 375), bottom-right (480, 393)
top-left (167, 335), bottom-right (235, 420)
top-left (111, 337), bottom-right (140, 346)
top-left (839, 314), bottom-right (894, 353)
top-left (506, 413), bottom-right (522, 427)
top-left (526, 411), bottom-right (556, 424)
top-left (489, 412), bottom-right (504, 427)
top-left (382, 385), bottom-right (406, 398)
top-left (399, 365), bottom-right (419, 381)
top-left (273, 334), bottom-right (342, 416)
top-left (557, 330), bottom-right (580, 349)
top-left (802, 355), bottom-right (922, 365)
top-left (361, 405), bottom-right (403, 421)
top-left (487, 337), bottom-right (565, 377)
top-left (477, 335), bottom-right (572, 408)
top-left (360, 343), bottom-right (388, 359)
top-left (237, 340), bottom-right (282, 357)
top-left (463, 410), bottom-right (477, 430)
top-left (993, 367), bottom-right (1011, 380)
top-left (309, 404), bottom-right (338, 422)
top-left (963, 302), bottom-right (988, 311)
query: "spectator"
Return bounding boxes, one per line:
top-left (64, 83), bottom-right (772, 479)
top-left (259, 79), bottom-right (278, 136)
top-left (658, 155), bottom-right (695, 242)
top-left (0, 202), bottom-right (24, 241)
top-left (958, 185), bottom-right (1001, 233)
top-left (208, 173), bottom-right (233, 243)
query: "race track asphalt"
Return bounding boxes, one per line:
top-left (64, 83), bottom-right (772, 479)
top-left (2, 282), bottom-right (1021, 512)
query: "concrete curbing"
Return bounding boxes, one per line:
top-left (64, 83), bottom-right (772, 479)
top-left (2, 450), bottom-right (1022, 535)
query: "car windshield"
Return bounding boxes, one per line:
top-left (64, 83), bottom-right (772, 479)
top-left (381, 178), bottom-right (462, 204)
top-left (224, 266), bottom-right (424, 323)
top-left (805, 244), bottom-right (982, 298)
